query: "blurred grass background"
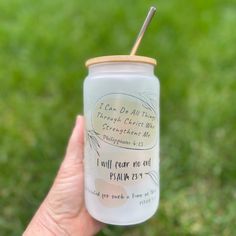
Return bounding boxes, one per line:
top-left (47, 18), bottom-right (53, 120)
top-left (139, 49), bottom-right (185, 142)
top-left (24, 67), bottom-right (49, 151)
top-left (0, 0), bottom-right (236, 235)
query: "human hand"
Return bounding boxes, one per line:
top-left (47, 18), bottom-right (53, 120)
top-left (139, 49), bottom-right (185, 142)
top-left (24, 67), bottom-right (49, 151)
top-left (23, 116), bottom-right (104, 236)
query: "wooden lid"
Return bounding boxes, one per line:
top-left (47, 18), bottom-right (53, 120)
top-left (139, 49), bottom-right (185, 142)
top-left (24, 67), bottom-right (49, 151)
top-left (85, 55), bottom-right (157, 67)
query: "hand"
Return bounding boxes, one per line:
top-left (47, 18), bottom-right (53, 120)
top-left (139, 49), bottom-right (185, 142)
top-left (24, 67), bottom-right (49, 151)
top-left (23, 116), bottom-right (104, 236)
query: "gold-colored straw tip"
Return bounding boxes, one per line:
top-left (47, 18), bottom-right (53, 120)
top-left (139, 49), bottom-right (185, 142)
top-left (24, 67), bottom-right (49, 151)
top-left (150, 6), bottom-right (157, 12)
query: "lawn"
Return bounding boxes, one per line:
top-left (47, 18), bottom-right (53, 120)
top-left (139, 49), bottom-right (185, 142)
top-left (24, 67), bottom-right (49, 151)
top-left (0, 0), bottom-right (236, 235)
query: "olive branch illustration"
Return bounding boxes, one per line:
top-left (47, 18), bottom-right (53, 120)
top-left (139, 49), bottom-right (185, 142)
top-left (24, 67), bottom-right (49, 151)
top-left (145, 170), bottom-right (159, 186)
top-left (136, 91), bottom-right (158, 112)
top-left (142, 102), bottom-right (153, 111)
top-left (86, 130), bottom-right (101, 157)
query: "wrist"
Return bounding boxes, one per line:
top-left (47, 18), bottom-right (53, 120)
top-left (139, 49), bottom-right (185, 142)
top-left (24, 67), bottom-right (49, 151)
top-left (23, 203), bottom-right (68, 236)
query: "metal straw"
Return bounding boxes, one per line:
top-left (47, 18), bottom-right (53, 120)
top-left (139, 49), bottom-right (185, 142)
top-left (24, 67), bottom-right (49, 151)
top-left (130, 6), bottom-right (157, 55)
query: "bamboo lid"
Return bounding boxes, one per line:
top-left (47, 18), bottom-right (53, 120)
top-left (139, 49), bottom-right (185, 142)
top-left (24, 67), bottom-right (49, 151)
top-left (85, 55), bottom-right (157, 67)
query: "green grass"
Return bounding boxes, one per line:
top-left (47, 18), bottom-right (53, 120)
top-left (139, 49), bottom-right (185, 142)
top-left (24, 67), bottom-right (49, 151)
top-left (0, 0), bottom-right (236, 235)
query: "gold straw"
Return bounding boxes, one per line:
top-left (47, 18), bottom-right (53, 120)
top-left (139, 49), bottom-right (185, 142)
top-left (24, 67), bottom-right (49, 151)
top-left (130, 6), bottom-right (157, 55)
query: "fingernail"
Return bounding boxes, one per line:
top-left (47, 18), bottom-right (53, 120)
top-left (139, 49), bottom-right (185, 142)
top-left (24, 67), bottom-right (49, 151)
top-left (76, 115), bottom-right (82, 125)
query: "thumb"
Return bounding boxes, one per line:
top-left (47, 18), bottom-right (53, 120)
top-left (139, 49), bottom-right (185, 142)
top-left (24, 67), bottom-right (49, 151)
top-left (44, 115), bottom-right (85, 219)
top-left (24, 116), bottom-right (86, 236)
top-left (54, 115), bottom-right (84, 182)
top-left (64, 115), bottom-right (84, 164)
